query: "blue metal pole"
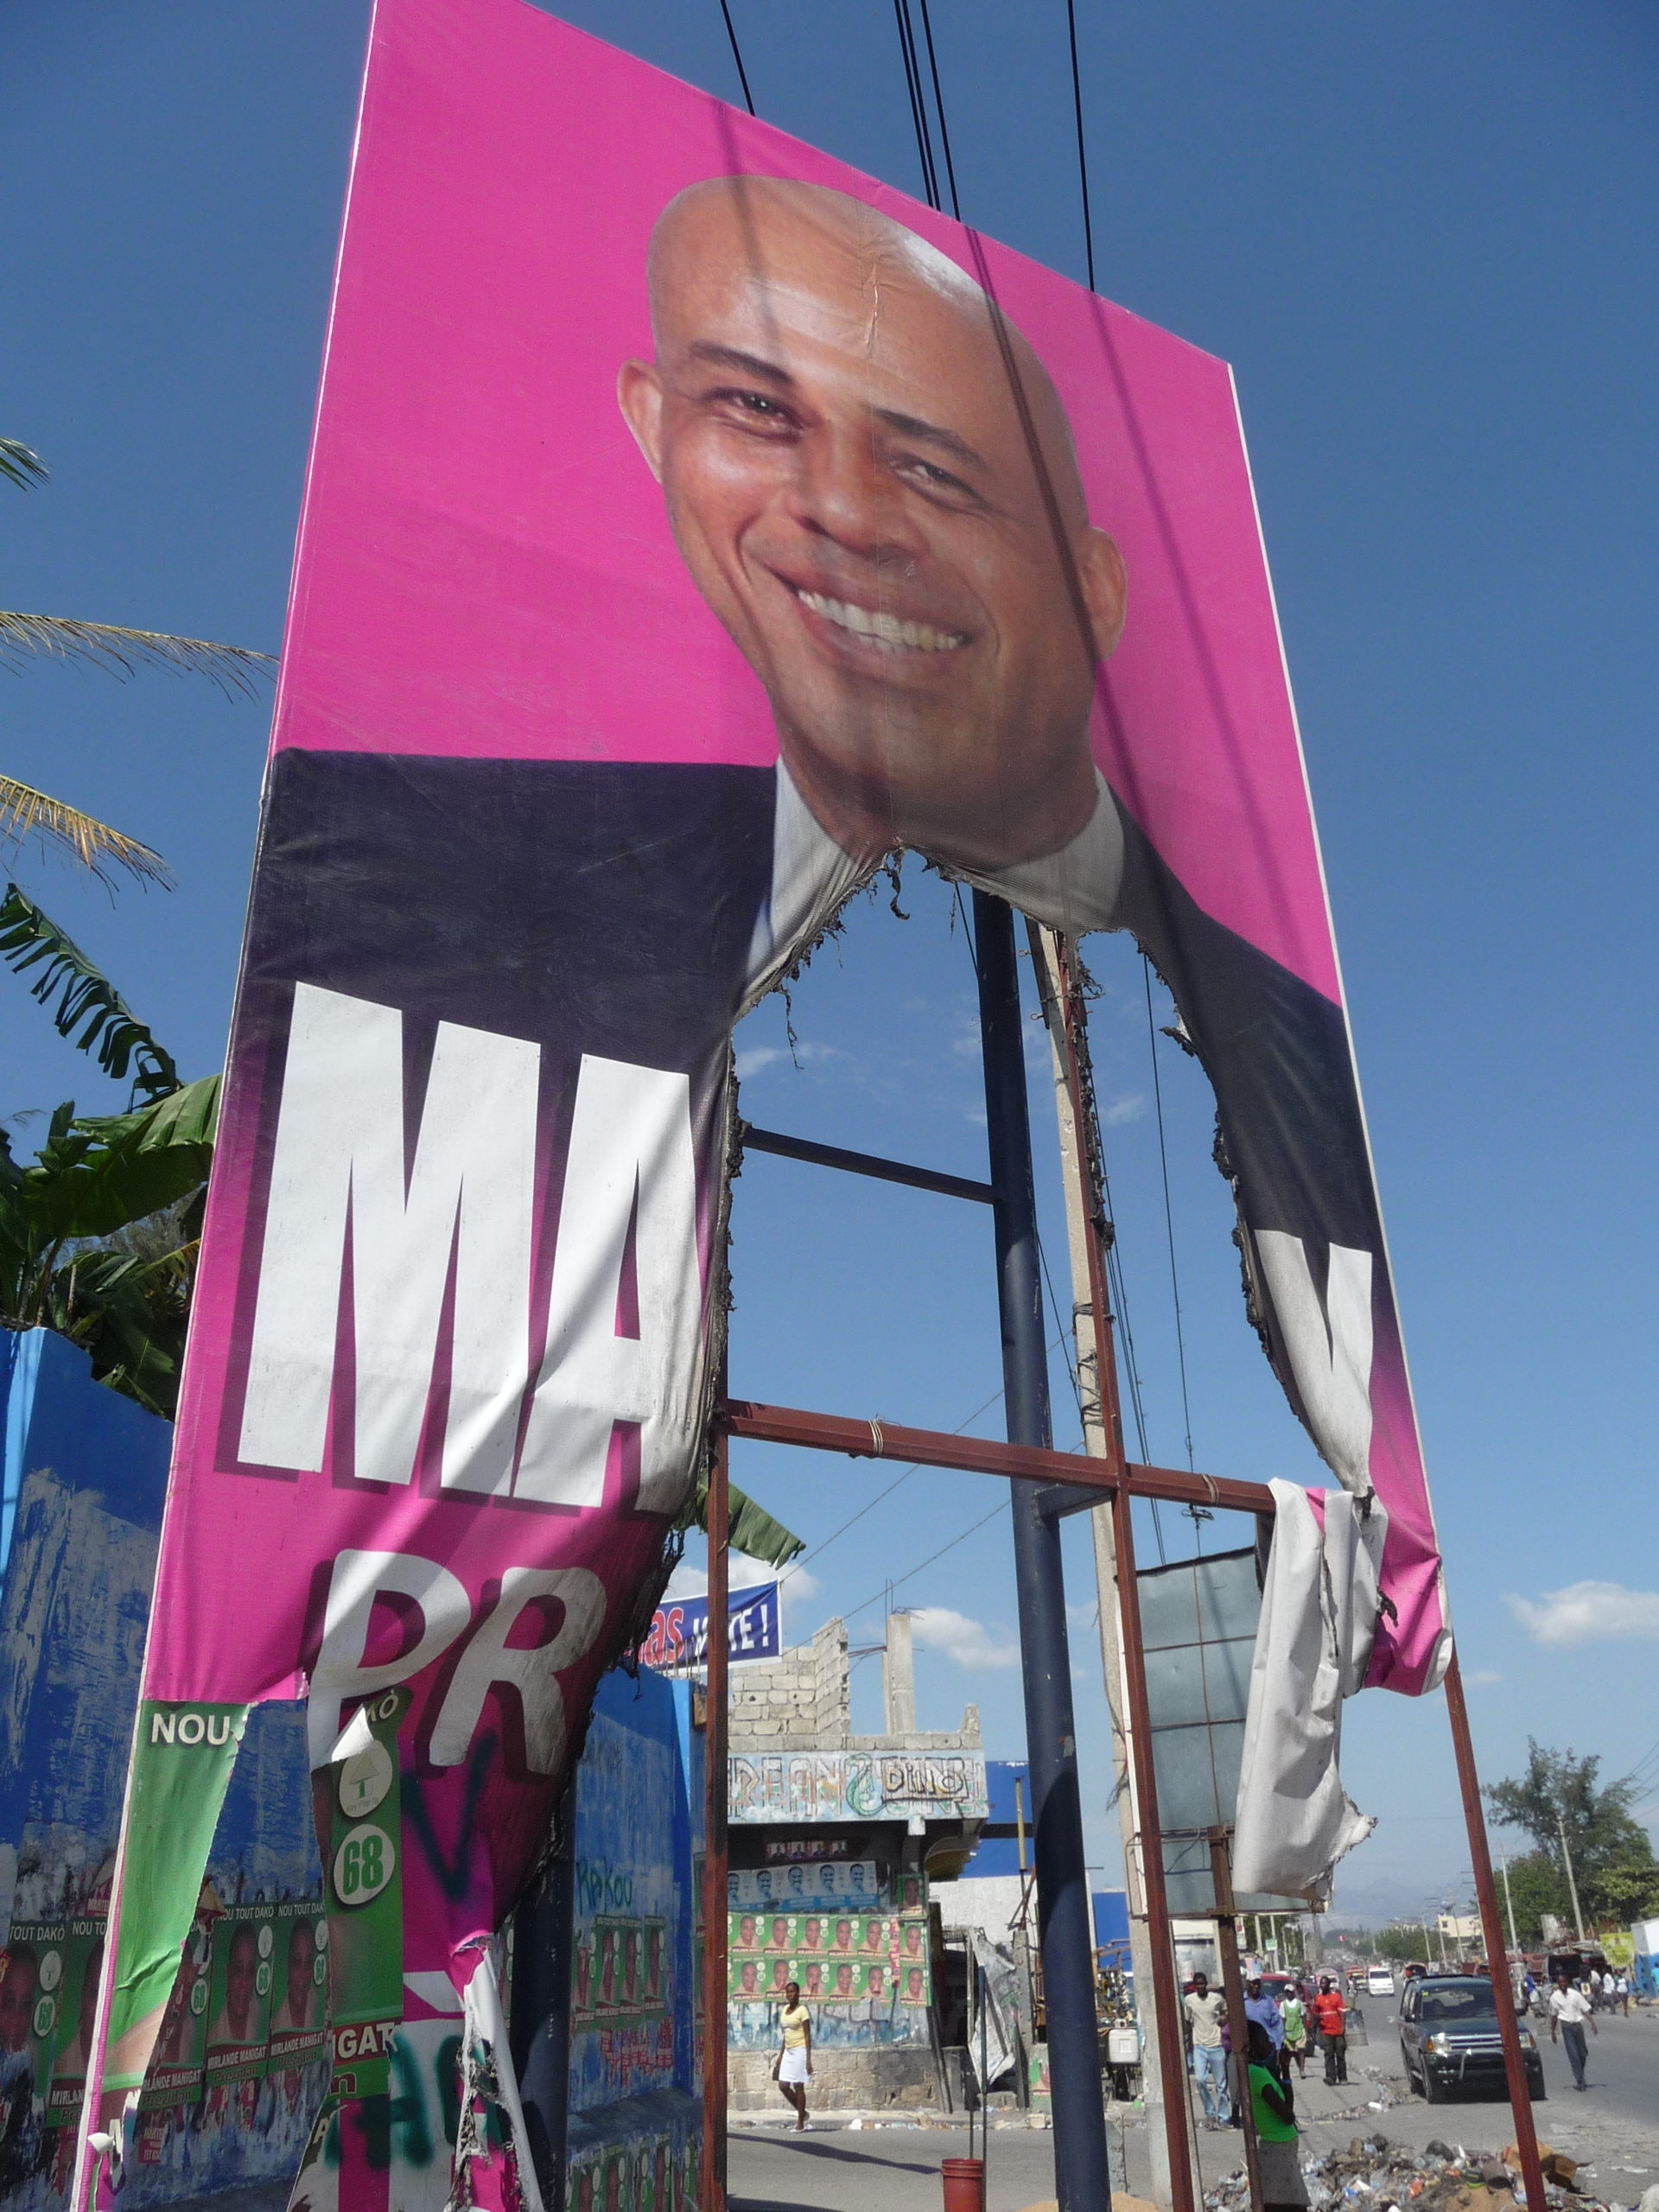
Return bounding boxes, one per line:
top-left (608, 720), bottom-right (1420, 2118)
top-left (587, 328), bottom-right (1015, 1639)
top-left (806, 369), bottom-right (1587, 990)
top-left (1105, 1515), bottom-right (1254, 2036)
top-left (972, 891), bottom-right (1110, 2212)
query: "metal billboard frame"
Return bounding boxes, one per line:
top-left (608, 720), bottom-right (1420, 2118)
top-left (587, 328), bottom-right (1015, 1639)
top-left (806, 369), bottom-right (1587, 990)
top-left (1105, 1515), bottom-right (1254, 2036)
top-left (698, 893), bottom-right (1547, 2212)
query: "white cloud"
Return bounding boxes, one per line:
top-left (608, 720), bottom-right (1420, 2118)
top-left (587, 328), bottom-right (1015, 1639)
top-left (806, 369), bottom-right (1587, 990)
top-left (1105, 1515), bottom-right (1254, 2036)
top-left (1465, 1669), bottom-right (1503, 1687)
top-left (1504, 1581), bottom-right (1659, 1647)
top-left (664, 1547), bottom-right (781, 1601)
top-left (910, 1606), bottom-right (1020, 1670)
top-left (777, 1561), bottom-right (821, 1605)
top-left (734, 1039), bottom-right (844, 1081)
top-left (734, 1045), bottom-right (786, 1079)
top-left (1103, 1093), bottom-right (1147, 1126)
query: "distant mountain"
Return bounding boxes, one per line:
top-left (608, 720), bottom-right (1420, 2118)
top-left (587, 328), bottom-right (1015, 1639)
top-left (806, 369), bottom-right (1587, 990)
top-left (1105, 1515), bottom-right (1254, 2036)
top-left (1327, 1869), bottom-right (1463, 1928)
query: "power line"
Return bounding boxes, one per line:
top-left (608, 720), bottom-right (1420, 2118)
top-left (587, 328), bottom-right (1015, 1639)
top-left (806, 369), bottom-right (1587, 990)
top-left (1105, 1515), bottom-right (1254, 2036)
top-left (1064, 0), bottom-right (1096, 290)
top-left (715, 0), bottom-right (755, 115)
top-left (842, 1496), bottom-right (1013, 1625)
top-left (892, 0), bottom-right (940, 210)
top-left (914, 0), bottom-right (961, 219)
top-left (1144, 958), bottom-right (1195, 1476)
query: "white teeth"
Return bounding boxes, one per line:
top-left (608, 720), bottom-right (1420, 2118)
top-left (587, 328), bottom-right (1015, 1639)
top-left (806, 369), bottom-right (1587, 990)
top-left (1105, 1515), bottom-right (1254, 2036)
top-left (795, 588), bottom-right (966, 652)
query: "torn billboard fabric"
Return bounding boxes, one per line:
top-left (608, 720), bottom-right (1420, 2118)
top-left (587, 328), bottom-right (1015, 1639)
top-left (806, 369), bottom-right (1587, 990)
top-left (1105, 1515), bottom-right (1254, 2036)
top-left (78, 0), bottom-right (1448, 2202)
top-left (1231, 1481), bottom-right (1387, 1909)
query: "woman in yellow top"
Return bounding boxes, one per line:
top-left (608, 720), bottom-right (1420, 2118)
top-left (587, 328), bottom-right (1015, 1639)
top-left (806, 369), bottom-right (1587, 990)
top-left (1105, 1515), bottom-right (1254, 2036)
top-left (775, 1980), bottom-right (813, 2130)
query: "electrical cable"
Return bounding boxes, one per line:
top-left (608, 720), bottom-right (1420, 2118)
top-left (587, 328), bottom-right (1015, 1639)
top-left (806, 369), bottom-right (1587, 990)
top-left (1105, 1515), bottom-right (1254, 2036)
top-left (914, 0), bottom-right (961, 219)
top-left (770, 1324), bottom-right (1075, 1596)
top-left (841, 1495), bottom-right (1013, 1625)
top-left (1144, 957), bottom-right (1195, 1476)
top-left (892, 0), bottom-right (940, 210)
top-left (1064, 0), bottom-right (1096, 290)
top-left (715, 0), bottom-right (755, 116)
top-left (1037, 1227), bottom-right (1086, 1435)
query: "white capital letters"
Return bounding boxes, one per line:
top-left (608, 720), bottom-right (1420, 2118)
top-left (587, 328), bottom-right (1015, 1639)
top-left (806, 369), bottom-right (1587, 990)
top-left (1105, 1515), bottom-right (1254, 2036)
top-left (516, 1055), bottom-right (702, 1511)
top-left (238, 983), bottom-right (538, 1494)
top-left (428, 1567), bottom-right (607, 1772)
top-left (1254, 1231), bottom-right (1374, 1491)
top-left (308, 1548), bottom-right (471, 1767)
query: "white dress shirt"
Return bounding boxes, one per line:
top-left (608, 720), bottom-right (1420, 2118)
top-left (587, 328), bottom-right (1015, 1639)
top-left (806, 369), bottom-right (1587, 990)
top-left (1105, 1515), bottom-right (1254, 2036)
top-left (745, 761), bottom-right (1126, 1006)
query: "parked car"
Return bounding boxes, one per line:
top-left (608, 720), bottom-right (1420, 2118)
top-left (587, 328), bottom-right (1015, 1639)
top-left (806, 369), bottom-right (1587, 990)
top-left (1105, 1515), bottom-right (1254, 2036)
top-left (1399, 1975), bottom-right (1544, 2104)
top-left (1367, 1964), bottom-right (1396, 1998)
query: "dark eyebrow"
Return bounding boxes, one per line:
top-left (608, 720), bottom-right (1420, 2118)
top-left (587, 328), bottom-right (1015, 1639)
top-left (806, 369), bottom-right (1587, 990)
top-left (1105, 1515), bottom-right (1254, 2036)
top-left (874, 407), bottom-right (988, 474)
top-left (685, 342), bottom-right (797, 389)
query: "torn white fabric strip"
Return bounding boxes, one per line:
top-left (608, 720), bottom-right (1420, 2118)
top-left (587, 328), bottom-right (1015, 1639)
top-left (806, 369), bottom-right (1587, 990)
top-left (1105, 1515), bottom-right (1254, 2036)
top-left (1230, 1479), bottom-right (1387, 1909)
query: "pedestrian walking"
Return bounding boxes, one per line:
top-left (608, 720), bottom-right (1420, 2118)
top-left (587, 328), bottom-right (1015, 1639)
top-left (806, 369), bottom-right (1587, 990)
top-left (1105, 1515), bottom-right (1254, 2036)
top-left (1281, 1988), bottom-right (1309, 2078)
top-left (1617, 1973), bottom-right (1630, 2015)
top-left (1313, 1976), bottom-right (1348, 2085)
top-left (1247, 2023), bottom-right (1308, 2210)
top-left (1547, 1969), bottom-right (1596, 2091)
top-left (1244, 1977), bottom-right (1286, 2080)
top-left (773, 1980), bottom-right (813, 2128)
top-left (1182, 1972), bottom-right (1230, 2129)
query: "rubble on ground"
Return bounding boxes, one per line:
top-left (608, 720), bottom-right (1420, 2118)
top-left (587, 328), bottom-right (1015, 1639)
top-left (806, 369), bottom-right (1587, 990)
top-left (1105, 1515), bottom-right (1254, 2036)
top-left (1197, 2129), bottom-right (1637, 2212)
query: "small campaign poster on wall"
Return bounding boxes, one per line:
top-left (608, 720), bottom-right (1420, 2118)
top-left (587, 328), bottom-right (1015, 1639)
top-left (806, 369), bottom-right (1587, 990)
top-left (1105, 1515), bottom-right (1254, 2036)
top-left (203, 1905), bottom-right (276, 2085)
top-left (266, 1904), bottom-right (328, 2069)
top-left (45, 1916), bottom-right (107, 2126)
top-left (141, 1916), bottom-right (213, 2110)
top-left (3, 1922), bottom-right (66, 2116)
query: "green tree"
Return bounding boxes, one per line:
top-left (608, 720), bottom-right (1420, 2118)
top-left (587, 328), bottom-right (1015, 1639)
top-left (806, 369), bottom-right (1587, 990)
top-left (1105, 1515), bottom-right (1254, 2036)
top-left (0, 433), bottom-right (270, 1411)
top-left (1374, 1923), bottom-right (1432, 1963)
top-left (1484, 1739), bottom-right (1657, 1933)
top-left (1497, 1851), bottom-right (1572, 1947)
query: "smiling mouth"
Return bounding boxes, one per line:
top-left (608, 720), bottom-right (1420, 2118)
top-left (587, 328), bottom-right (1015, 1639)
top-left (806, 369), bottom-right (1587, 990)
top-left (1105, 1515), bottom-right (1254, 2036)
top-left (791, 585), bottom-right (969, 653)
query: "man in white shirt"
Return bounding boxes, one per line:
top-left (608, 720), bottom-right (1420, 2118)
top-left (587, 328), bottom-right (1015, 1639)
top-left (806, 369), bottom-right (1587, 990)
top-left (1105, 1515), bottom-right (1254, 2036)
top-left (1181, 1971), bottom-right (1230, 2129)
top-left (1547, 1970), bottom-right (1596, 2091)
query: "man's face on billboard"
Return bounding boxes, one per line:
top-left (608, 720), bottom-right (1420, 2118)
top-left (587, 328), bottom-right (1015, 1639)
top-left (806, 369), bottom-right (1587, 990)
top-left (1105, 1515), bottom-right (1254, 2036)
top-left (620, 178), bottom-right (1125, 876)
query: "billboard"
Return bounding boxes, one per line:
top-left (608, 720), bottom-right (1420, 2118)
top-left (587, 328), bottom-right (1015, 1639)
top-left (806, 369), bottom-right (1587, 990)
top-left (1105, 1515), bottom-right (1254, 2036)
top-left (638, 1581), bottom-right (780, 1671)
top-left (79, 0), bottom-right (1447, 2202)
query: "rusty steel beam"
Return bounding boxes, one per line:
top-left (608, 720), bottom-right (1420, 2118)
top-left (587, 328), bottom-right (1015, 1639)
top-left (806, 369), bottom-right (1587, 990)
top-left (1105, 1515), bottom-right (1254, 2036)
top-left (699, 1428), bottom-right (730, 2212)
top-left (722, 1398), bottom-right (1274, 1517)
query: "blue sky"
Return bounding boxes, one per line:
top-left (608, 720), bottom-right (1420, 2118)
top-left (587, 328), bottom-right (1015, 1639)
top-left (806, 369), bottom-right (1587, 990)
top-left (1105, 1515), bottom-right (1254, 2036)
top-left (8, 1), bottom-right (1657, 1919)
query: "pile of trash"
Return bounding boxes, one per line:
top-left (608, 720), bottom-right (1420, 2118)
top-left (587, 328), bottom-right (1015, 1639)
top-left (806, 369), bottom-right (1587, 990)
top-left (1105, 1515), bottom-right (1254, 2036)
top-left (1200, 2131), bottom-right (1637, 2212)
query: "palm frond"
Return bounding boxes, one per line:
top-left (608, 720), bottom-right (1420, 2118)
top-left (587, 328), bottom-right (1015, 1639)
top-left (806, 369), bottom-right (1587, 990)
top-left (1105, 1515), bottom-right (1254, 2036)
top-left (0, 779), bottom-right (171, 890)
top-left (0, 611), bottom-right (275, 698)
top-left (1, 440), bottom-right (48, 492)
top-left (0, 884), bottom-right (180, 1099)
top-left (683, 1465), bottom-right (805, 1568)
top-left (28, 1074), bottom-right (219, 1244)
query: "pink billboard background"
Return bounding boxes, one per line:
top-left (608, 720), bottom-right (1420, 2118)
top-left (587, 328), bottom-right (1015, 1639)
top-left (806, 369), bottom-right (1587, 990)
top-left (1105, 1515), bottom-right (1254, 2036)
top-left (81, 4), bottom-right (1452, 2202)
top-left (155, 0), bottom-right (1450, 1721)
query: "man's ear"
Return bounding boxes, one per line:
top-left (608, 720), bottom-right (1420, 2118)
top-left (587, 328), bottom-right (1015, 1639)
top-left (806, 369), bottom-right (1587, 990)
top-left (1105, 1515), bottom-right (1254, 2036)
top-left (1076, 526), bottom-right (1128, 660)
top-left (617, 360), bottom-right (665, 482)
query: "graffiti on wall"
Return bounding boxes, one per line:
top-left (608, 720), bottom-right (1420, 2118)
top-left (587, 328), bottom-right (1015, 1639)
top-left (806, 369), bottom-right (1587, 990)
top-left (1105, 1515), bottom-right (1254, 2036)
top-left (727, 1753), bottom-right (987, 1826)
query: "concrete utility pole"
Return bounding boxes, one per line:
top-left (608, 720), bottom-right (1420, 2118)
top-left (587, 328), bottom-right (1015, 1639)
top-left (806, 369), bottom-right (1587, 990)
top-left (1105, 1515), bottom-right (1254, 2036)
top-left (1556, 1812), bottom-right (1586, 1942)
top-left (883, 1611), bottom-right (917, 1737)
top-left (1498, 1847), bottom-right (1519, 1955)
top-left (1033, 933), bottom-right (1184, 2208)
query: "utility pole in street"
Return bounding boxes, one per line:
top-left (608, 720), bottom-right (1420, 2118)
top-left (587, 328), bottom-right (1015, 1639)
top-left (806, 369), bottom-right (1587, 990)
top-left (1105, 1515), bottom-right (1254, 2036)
top-left (1498, 1849), bottom-right (1519, 1955)
top-left (1556, 1812), bottom-right (1586, 1943)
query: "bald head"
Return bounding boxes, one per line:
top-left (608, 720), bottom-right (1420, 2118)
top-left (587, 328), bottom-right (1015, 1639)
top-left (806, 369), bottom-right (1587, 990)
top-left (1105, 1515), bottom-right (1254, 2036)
top-left (620, 175), bottom-right (1125, 872)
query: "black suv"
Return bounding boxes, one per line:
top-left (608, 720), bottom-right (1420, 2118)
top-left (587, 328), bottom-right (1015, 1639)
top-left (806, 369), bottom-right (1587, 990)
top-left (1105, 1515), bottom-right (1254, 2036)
top-left (1399, 1975), bottom-right (1545, 2103)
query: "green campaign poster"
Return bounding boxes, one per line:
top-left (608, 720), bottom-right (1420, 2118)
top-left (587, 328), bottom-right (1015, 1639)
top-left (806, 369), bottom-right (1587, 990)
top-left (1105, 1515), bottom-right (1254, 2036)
top-left (266, 1902), bottom-right (328, 2070)
top-left (323, 1687), bottom-right (406, 2101)
top-left (45, 1916), bottom-right (109, 2127)
top-left (3, 1921), bottom-right (66, 2113)
top-left (202, 1904), bottom-right (276, 2088)
top-left (138, 1914), bottom-right (212, 2111)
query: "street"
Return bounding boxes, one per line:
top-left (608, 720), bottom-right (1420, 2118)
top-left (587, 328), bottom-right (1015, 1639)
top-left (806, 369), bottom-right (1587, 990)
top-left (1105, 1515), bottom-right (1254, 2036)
top-left (728, 2000), bottom-right (1659, 2211)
